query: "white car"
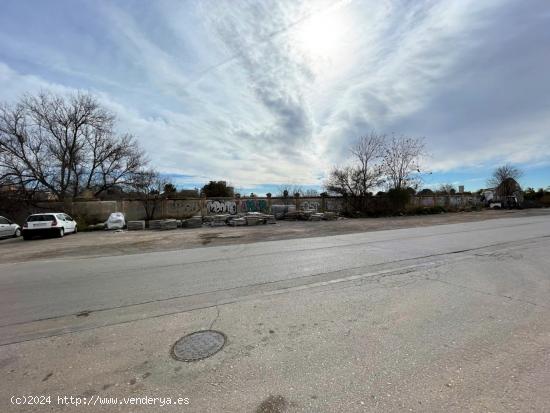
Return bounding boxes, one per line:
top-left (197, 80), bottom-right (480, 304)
top-left (22, 213), bottom-right (77, 240)
top-left (0, 216), bottom-right (21, 238)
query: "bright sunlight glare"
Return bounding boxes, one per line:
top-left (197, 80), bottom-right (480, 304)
top-left (293, 6), bottom-right (351, 62)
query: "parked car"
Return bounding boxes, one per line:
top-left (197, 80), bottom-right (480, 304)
top-left (22, 213), bottom-right (77, 240)
top-left (0, 216), bottom-right (21, 238)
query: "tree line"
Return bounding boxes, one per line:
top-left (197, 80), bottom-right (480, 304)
top-left (2, 90), bottom-right (535, 217)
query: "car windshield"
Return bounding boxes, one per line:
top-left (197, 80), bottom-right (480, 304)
top-left (27, 215), bottom-right (56, 222)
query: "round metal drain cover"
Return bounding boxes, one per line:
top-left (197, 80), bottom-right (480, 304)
top-left (171, 330), bottom-right (226, 361)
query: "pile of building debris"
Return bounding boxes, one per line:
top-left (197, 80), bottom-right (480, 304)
top-left (96, 210), bottom-right (339, 231)
top-left (202, 212), bottom-right (277, 227)
top-left (123, 213), bottom-right (277, 231)
top-left (270, 205), bottom-right (338, 221)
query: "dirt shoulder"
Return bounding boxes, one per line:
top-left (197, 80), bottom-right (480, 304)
top-left (1, 208), bottom-right (549, 264)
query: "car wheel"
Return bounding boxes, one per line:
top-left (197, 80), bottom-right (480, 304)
top-left (74, 225), bottom-right (78, 234)
top-left (14, 228), bottom-right (21, 238)
top-left (58, 228), bottom-right (64, 238)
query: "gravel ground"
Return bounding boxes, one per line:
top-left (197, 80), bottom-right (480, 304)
top-left (0, 208), bottom-right (548, 264)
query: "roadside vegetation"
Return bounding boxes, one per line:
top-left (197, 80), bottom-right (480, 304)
top-left (1, 91), bottom-right (545, 225)
top-left (324, 132), bottom-right (429, 215)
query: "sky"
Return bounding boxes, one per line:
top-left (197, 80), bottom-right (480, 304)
top-left (1, 0), bottom-right (549, 195)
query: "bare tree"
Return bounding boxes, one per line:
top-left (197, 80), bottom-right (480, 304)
top-left (276, 184), bottom-right (319, 198)
top-left (488, 163), bottom-right (523, 199)
top-left (130, 169), bottom-right (170, 220)
top-left (382, 135), bottom-right (426, 190)
top-left (302, 188), bottom-right (319, 197)
top-left (0, 91), bottom-right (145, 200)
top-left (351, 132), bottom-right (386, 195)
top-left (277, 184), bottom-right (300, 198)
top-left (325, 132), bottom-right (385, 198)
top-left (488, 164), bottom-right (522, 188)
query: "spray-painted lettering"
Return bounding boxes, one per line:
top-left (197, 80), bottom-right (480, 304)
top-left (207, 200), bottom-right (237, 215)
top-left (301, 200), bottom-right (320, 211)
top-left (240, 199), bottom-right (268, 212)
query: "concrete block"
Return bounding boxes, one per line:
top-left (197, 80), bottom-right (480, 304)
top-left (127, 220), bottom-right (145, 230)
top-left (182, 216), bottom-right (203, 228)
top-left (229, 218), bottom-right (247, 226)
top-left (160, 219), bottom-right (178, 230)
top-left (148, 220), bottom-right (162, 230)
top-left (264, 215), bottom-right (276, 224)
top-left (245, 216), bottom-right (261, 225)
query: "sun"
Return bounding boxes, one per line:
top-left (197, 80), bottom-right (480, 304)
top-left (292, 5), bottom-right (351, 62)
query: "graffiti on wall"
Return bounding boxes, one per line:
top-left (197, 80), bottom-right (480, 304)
top-left (301, 200), bottom-right (320, 211)
top-left (207, 200), bottom-right (237, 215)
top-left (240, 199), bottom-right (268, 212)
top-left (169, 200), bottom-right (199, 212)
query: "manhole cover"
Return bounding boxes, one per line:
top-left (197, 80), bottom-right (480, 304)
top-left (171, 330), bottom-right (226, 361)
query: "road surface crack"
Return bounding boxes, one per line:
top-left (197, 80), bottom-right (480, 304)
top-left (208, 305), bottom-right (221, 330)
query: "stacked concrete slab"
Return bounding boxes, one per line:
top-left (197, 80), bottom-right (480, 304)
top-left (127, 220), bottom-right (145, 230)
top-left (148, 220), bottom-right (162, 230)
top-left (206, 215), bottom-right (229, 227)
top-left (148, 219), bottom-right (178, 230)
top-left (272, 204), bottom-right (296, 219)
top-left (182, 216), bottom-right (203, 228)
top-left (228, 217), bottom-right (246, 226)
top-left (264, 215), bottom-right (276, 224)
top-left (245, 215), bottom-right (262, 225)
top-left (160, 219), bottom-right (178, 230)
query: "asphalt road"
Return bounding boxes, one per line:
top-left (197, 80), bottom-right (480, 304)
top-left (1, 213), bottom-right (550, 412)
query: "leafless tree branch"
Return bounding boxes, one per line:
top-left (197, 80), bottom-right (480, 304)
top-left (0, 91), bottom-right (146, 200)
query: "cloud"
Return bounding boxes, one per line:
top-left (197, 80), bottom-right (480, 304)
top-left (0, 0), bottom-right (549, 192)
top-left (200, 1), bottom-right (316, 150)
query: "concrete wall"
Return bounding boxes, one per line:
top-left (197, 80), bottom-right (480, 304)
top-left (120, 199), bottom-right (202, 220)
top-left (410, 194), bottom-right (481, 209)
top-left (32, 200), bottom-right (119, 223)
top-left (22, 194), bottom-right (481, 224)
